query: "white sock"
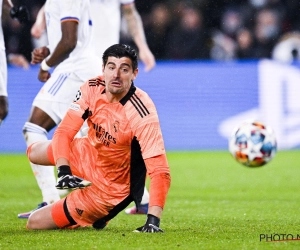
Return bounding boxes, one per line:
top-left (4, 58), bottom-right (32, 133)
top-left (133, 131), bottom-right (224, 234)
top-left (23, 122), bottom-right (60, 204)
top-left (140, 186), bottom-right (149, 205)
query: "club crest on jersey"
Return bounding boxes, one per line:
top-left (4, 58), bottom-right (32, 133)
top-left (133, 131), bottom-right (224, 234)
top-left (74, 90), bottom-right (82, 102)
top-left (113, 121), bottom-right (119, 132)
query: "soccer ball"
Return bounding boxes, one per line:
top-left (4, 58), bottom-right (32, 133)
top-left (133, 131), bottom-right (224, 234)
top-left (228, 121), bottom-right (277, 167)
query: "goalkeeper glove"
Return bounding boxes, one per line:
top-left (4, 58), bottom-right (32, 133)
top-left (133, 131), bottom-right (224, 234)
top-left (56, 165), bottom-right (91, 190)
top-left (10, 5), bottom-right (30, 24)
top-left (134, 214), bottom-right (164, 233)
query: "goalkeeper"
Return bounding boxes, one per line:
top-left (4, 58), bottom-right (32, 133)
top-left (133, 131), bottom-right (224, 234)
top-left (25, 44), bottom-right (171, 233)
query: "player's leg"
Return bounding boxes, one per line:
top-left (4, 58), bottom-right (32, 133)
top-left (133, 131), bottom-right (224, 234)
top-left (27, 203), bottom-right (58, 230)
top-left (27, 140), bottom-right (53, 166)
top-left (27, 198), bottom-right (79, 230)
top-left (125, 186), bottom-right (149, 214)
top-left (27, 137), bottom-right (101, 230)
top-left (24, 107), bottom-right (58, 206)
top-left (19, 107), bottom-right (60, 218)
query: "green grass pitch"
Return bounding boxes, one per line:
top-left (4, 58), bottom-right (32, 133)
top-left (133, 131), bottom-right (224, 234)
top-left (0, 151), bottom-right (300, 249)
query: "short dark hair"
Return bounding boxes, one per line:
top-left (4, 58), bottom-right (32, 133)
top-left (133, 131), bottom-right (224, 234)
top-left (102, 44), bottom-right (138, 71)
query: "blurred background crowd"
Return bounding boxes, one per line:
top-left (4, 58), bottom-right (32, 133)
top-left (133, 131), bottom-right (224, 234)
top-left (3, 0), bottom-right (300, 63)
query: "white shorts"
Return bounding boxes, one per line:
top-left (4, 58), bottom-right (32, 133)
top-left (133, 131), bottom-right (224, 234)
top-left (32, 71), bottom-right (84, 125)
top-left (0, 49), bottom-right (7, 96)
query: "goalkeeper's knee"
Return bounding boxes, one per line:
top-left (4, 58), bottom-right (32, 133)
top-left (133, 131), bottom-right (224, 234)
top-left (26, 141), bottom-right (53, 165)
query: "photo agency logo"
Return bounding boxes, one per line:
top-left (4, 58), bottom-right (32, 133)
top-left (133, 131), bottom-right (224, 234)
top-left (260, 233), bottom-right (300, 242)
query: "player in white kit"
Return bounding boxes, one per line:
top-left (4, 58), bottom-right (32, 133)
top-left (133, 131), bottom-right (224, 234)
top-left (31, 0), bottom-right (155, 71)
top-left (18, 0), bottom-right (101, 218)
top-left (0, 0), bottom-right (29, 125)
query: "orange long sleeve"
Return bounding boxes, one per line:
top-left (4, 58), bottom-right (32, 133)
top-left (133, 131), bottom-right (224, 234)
top-left (145, 154), bottom-right (171, 209)
top-left (52, 111), bottom-right (84, 163)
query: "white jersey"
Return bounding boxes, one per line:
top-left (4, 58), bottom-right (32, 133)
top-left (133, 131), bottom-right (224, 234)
top-left (44, 0), bottom-right (101, 81)
top-left (0, 0), bottom-right (4, 50)
top-left (89, 0), bottom-right (134, 59)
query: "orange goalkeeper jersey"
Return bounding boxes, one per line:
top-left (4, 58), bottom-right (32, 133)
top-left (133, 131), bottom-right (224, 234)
top-left (52, 76), bottom-right (171, 213)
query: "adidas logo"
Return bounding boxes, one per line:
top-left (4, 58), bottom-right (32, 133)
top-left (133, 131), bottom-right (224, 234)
top-left (75, 208), bottom-right (83, 216)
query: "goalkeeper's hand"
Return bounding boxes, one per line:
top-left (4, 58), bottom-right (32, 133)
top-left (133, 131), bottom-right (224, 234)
top-left (56, 165), bottom-right (91, 190)
top-left (133, 214), bottom-right (164, 233)
top-left (10, 5), bottom-right (30, 24)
